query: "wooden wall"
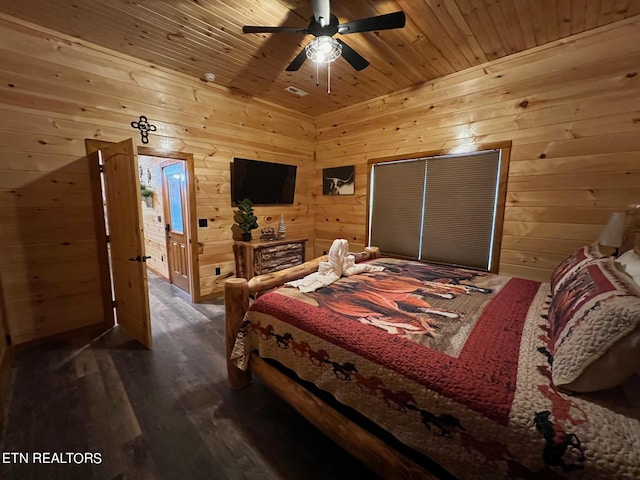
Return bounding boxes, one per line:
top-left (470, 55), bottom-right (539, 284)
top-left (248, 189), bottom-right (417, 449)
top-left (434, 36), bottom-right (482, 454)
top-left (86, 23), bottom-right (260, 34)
top-left (314, 17), bottom-right (640, 282)
top-left (0, 14), bottom-right (314, 344)
top-left (0, 146), bottom-right (109, 344)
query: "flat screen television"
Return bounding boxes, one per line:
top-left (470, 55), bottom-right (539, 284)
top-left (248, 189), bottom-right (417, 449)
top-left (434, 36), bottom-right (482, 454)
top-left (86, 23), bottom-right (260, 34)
top-left (231, 158), bottom-right (297, 206)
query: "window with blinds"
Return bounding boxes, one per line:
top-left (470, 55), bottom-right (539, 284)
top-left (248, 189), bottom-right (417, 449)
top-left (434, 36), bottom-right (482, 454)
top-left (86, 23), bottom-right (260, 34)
top-left (368, 149), bottom-right (503, 271)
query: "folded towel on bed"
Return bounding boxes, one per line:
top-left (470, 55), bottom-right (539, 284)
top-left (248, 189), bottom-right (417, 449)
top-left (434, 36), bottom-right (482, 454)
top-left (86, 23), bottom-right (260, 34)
top-left (286, 239), bottom-right (384, 292)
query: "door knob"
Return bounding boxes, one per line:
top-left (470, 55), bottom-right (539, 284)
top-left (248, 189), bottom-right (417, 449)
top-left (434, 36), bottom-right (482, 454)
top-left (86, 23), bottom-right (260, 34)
top-left (128, 255), bottom-right (152, 262)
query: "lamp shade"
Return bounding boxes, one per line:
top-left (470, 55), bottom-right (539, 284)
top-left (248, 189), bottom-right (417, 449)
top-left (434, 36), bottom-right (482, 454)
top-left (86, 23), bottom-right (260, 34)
top-left (598, 212), bottom-right (625, 248)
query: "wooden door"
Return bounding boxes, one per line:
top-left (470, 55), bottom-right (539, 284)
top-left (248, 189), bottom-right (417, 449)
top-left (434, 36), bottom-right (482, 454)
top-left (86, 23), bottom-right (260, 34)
top-left (162, 162), bottom-right (190, 293)
top-left (0, 269), bottom-right (8, 366)
top-left (101, 139), bottom-right (152, 348)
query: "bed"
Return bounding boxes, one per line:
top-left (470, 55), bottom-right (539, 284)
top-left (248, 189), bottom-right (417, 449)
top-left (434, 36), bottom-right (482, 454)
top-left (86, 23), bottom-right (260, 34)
top-left (225, 212), bottom-right (640, 479)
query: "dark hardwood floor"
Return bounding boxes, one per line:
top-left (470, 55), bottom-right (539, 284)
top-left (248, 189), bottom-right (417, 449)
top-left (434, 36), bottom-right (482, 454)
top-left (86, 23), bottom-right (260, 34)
top-left (0, 273), bottom-right (379, 480)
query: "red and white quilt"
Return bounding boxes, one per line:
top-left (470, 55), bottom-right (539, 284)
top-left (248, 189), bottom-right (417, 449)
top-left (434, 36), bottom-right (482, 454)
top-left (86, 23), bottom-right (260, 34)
top-left (231, 258), bottom-right (640, 479)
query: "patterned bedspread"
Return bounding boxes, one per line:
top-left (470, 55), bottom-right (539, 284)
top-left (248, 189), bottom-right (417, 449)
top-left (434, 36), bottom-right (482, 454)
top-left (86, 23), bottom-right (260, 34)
top-left (231, 258), bottom-right (640, 479)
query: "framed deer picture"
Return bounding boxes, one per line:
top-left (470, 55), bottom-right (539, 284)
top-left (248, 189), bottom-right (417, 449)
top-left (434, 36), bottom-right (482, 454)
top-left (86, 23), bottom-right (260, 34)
top-left (322, 165), bottom-right (355, 195)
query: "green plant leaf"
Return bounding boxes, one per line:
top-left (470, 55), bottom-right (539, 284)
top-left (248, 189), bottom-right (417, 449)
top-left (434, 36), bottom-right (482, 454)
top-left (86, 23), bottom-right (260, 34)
top-left (235, 198), bottom-right (259, 232)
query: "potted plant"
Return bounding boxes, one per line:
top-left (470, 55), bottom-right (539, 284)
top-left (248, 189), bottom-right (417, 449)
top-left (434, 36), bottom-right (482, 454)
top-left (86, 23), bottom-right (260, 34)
top-left (236, 198), bottom-right (258, 241)
top-left (140, 183), bottom-right (153, 207)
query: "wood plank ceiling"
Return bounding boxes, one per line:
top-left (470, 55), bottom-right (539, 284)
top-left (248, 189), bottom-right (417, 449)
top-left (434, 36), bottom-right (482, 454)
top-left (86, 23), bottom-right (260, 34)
top-left (2, 0), bottom-right (640, 116)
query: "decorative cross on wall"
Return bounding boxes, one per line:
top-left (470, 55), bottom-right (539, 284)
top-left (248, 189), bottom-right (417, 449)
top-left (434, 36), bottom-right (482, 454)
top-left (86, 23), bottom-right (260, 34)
top-left (131, 115), bottom-right (157, 144)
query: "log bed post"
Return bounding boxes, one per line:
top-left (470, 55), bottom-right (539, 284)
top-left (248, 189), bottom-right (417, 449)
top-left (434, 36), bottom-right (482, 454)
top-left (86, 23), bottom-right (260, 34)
top-left (224, 277), bottom-right (251, 389)
top-left (224, 245), bottom-right (381, 389)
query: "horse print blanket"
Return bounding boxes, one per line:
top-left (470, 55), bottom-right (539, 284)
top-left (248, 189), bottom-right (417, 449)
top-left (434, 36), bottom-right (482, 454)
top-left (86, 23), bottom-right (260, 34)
top-left (231, 258), bottom-right (640, 479)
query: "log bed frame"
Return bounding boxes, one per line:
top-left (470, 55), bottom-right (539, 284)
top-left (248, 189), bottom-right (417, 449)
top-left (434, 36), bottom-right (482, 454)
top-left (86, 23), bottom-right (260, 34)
top-left (224, 246), bottom-right (437, 479)
top-left (225, 205), bottom-right (640, 479)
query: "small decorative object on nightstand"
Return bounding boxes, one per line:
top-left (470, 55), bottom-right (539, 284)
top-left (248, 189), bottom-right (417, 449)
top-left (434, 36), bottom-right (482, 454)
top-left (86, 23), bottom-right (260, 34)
top-left (278, 213), bottom-right (287, 238)
top-left (260, 227), bottom-right (276, 241)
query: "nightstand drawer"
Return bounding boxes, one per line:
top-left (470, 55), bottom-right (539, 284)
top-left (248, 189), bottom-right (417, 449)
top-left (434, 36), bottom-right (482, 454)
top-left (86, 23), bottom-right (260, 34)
top-left (257, 243), bottom-right (303, 259)
top-left (233, 238), bottom-right (308, 280)
top-left (257, 253), bottom-right (304, 274)
top-left (260, 242), bottom-right (303, 254)
top-left (254, 242), bottom-right (304, 274)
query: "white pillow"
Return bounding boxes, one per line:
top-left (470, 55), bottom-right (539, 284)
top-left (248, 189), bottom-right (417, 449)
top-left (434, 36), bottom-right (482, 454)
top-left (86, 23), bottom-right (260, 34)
top-left (617, 249), bottom-right (640, 285)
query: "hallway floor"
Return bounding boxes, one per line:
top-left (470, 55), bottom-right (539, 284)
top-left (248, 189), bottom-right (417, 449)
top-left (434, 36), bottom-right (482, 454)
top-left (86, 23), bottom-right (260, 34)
top-left (0, 273), bottom-right (378, 480)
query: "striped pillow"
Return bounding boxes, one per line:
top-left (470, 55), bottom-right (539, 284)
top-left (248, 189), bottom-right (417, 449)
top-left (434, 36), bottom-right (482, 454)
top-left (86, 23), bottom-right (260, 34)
top-left (550, 242), bottom-right (605, 295)
top-left (549, 256), bottom-right (640, 392)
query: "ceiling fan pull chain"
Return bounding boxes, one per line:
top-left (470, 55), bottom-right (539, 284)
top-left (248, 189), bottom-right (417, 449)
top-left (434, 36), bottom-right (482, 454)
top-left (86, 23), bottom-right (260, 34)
top-left (316, 60), bottom-right (319, 87)
top-left (327, 61), bottom-right (331, 94)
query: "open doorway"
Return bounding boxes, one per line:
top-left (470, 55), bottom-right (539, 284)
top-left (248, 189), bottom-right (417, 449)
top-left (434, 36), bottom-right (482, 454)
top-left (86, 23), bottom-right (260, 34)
top-left (85, 140), bottom-right (200, 345)
top-left (137, 152), bottom-right (197, 298)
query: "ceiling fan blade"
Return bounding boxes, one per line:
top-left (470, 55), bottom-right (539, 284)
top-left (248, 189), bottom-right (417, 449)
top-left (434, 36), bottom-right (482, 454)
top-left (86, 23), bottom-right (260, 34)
top-left (337, 11), bottom-right (406, 34)
top-left (243, 26), bottom-right (308, 34)
top-left (285, 48), bottom-right (308, 71)
top-left (336, 39), bottom-right (369, 71)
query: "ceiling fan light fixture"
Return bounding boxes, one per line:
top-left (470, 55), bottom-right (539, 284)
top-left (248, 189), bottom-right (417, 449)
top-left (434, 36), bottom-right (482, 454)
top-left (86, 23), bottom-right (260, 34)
top-left (305, 36), bottom-right (341, 63)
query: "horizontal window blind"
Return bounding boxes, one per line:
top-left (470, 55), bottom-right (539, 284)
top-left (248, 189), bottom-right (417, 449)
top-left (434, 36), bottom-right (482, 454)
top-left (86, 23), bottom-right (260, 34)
top-left (369, 160), bottom-right (426, 258)
top-left (369, 150), bottom-right (501, 271)
top-left (420, 151), bottom-right (499, 270)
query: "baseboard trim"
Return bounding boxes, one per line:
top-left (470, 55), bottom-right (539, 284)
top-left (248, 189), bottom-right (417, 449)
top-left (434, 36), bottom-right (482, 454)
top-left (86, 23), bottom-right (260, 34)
top-left (12, 321), bottom-right (114, 354)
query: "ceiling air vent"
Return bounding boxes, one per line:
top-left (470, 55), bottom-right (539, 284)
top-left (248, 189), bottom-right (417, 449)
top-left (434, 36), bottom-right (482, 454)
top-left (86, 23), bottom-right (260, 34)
top-left (285, 86), bottom-right (308, 97)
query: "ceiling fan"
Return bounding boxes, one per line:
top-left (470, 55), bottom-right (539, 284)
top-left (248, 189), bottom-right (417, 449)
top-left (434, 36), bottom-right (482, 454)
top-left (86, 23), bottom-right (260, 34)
top-left (242, 0), bottom-right (406, 72)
